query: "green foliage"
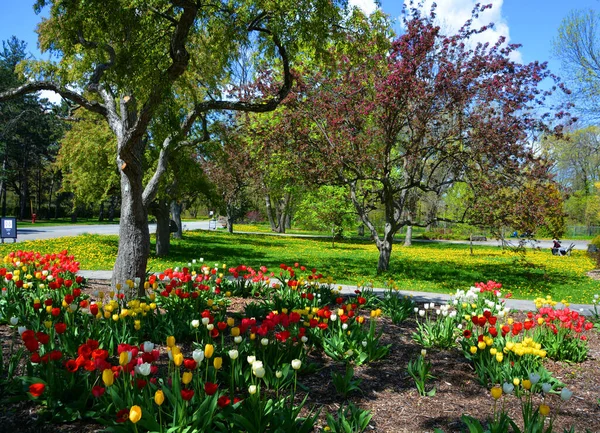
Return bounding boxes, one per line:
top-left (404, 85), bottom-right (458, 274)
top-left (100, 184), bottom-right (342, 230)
top-left (331, 364), bottom-right (362, 399)
top-left (295, 185), bottom-right (356, 243)
top-left (406, 352), bottom-right (436, 397)
top-left (325, 402), bottom-right (372, 433)
top-left (380, 291), bottom-right (415, 324)
top-left (412, 312), bottom-right (458, 349)
top-left (56, 110), bottom-right (118, 205)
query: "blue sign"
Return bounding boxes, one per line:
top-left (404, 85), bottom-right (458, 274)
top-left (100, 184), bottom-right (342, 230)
top-left (1, 218), bottom-right (17, 241)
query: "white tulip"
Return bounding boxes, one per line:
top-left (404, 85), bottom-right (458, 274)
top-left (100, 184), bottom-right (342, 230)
top-left (528, 373), bottom-right (540, 385)
top-left (248, 385), bottom-right (257, 395)
top-left (253, 367), bottom-right (265, 378)
top-left (206, 324), bottom-right (214, 331)
top-left (202, 317), bottom-right (210, 325)
top-left (247, 356), bottom-right (256, 365)
top-left (502, 383), bottom-right (514, 394)
top-left (560, 388), bottom-right (573, 401)
top-left (542, 383), bottom-right (552, 394)
top-left (261, 338), bottom-right (269, 346)
top-left (228, 349), bottom-right (239, 360)
top-left (17, 326), bottom-right (26, 335)
top-left (192, 349), bottom-right (204, 363)
top-left (301, 336), bottom-right (308, 343)
top-left (234, 336), bottom-right (242, 344)
top-left (135, 363), bottom-right (152, 376)
top-left (291, 359), bottom-right (302, 370)
top-left (9, 316), bottom-right (18, 325)
top-left (191, 319), bottom-right (200, 328)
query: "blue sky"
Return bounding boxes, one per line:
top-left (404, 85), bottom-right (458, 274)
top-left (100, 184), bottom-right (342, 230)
top-left (0, 0), bottom-right (598, 99)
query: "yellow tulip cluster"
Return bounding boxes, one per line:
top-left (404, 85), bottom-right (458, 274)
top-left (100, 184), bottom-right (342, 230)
top-left (534, 295), bottom-right (570, 309)
top-left (504, 338), bottom-right (547, 358)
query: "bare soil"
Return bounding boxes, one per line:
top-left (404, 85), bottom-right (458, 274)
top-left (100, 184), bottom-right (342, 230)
top-left (1, 280), bottom-right (599, 433)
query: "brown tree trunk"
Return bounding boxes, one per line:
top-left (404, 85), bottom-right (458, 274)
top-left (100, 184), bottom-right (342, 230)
top-left (111, 155), bottom-right (150, 291)
top-left (151, 200), bottom-right (171, 257)
top-left (377, 228), bottom-right (394, 273)
top-left (265, 193), bottom-right (277, 232)
top-left (170, 201), bottom-right (183, 239)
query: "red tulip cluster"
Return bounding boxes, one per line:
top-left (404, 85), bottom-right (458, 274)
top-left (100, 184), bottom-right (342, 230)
top-left (3, 250), bottom-right (80, 275)
top-left (535, 307), bottom-right (594, 338)
top-left (474, 280), bottom-right (502, 296)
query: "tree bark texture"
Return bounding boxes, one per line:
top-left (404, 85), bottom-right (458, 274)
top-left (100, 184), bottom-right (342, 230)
top-left (111, 160), bottom-right (150, 289)
top-left (151, 200), bottom-right (171, 257)
top-left (170, 200), bottom-right (183, 239)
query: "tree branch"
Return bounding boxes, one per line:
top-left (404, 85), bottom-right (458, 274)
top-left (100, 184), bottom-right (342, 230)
top-left (195, 14), bottom-right (292, 114)
top-left (0, 82), bottom-right (107, 117)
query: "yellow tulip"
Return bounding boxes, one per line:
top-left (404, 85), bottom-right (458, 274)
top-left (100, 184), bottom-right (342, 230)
top-left (227, 317), bottom-right (235, 327)
top-left (470, 346), bottom-right (477, 354)
top-left (173, 352), bottom-right (184, 367)
top-left (522, 379), bottom-right (532, 390)
top-left (182, 371), bottom-right (193, 385)
top-left (119, 351), bottom-right (130, 366)
top-left (166, 336), bottom-right (176, 347)
top-left (102, 369), bottom-right (114, 386)
top-left (204, 344), bottom-right (214, 358)
top-left (129, 405), bottom-right (142, 423)
top-left (513, 378), bottom-right (520, 387)
top-left (539, 404), bottom-right (550, 417)
top-left (491, 386), bottom-right (502, 400)
top-left (231, 327), bottom-right (240, 337)
top-left (154, 390), bottom-right (165, 406)
top-left (213, 357), bottom-right (223, 370)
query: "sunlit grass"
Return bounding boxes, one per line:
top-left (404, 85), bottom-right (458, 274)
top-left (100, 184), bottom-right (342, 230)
top-left (1, 230), bottom-right (597, 303)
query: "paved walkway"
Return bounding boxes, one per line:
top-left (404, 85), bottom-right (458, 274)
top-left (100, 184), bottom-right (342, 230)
top-left (79, 270), bottom-right (598, 316)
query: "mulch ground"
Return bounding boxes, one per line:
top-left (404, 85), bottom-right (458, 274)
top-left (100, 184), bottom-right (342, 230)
top-left (1, 279), bottom-right (599, 433)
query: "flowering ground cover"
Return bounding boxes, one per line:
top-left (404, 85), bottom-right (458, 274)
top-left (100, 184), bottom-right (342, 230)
top-left (0, 250), bottom-right (599, 432)
top-left (0, 230), bottom-right (596, 303)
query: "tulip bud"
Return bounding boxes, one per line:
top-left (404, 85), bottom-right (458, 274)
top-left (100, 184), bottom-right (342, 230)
top-left (234, 336), bottom-right (242, 344)
top-left (182, 371), bottom-right (193, 385)
top-left (560, 388), bottom-right (573, 401)
top-left (129, 405), bottom-right (142, 424)
top-left (248, 385), bottom-right (257, 395)
top-left (192, 349), bottom-right (204, 363)
top-left (154, 390), bottom-right (164, 406)
top-left (102, 369), bottom-right (114, 386)
top-left (204, 344), bottom-right (214, 359)
top-left (213, 357), bottom-right (223, 370)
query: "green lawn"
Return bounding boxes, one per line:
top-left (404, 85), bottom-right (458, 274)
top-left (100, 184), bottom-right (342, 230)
top-left (1, 230), bottom-right (598, 303)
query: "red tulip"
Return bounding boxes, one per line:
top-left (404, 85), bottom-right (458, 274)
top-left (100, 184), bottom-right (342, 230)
top-left (181, 389), bottom-right (195, 401)
top-left (204, 382), bottom-right (218, 396)
top-left (29, 383), bottom-right (45, 398)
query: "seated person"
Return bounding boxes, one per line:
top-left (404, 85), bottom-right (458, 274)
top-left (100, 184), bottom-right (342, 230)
top-left (552, 239), bottom-right (561, 255)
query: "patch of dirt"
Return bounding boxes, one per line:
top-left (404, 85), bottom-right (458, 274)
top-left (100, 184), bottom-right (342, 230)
top-left (1, 280), bottom-right (599, 433)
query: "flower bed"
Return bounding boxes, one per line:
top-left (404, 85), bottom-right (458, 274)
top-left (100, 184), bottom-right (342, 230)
top-left (0, 250), bottom-right (599, 432)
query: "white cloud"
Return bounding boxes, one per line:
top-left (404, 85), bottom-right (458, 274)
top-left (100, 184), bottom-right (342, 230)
top-left (38, 90), bottom-right (63, 105)
top-left (403, 0), bottom-right (522, 62)
top-left (348, 0), bottom-right (378, 15)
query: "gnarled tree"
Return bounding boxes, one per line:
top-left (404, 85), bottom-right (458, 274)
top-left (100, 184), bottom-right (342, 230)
top-left (0, 0), bottom-right (349, 288)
